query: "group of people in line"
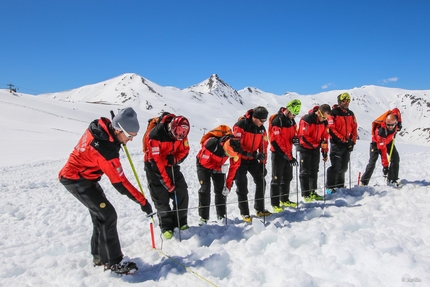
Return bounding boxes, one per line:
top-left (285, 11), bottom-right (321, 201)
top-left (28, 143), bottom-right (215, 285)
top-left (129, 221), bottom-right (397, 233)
top-left (58, 92), bottom-right (402, 273)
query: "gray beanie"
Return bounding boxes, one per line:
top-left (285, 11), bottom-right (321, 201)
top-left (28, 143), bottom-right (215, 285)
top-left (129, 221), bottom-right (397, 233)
top-left (112, 107), bottom-right (140, 133)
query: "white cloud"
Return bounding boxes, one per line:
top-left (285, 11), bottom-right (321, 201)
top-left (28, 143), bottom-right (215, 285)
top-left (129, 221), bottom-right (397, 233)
top-left (321, 83), bottom-right (333, 89)
top-left (379, 77), bottom-right (399, 85)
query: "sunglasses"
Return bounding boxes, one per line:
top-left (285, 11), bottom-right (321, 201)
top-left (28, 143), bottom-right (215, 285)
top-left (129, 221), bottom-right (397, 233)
top-left (318, 110), bottom-right (327, 120)
top-left (118, 123), bottom-right (137, 139)
top-left (254, 117), bottom-right (266, 123)
top-left (386, 123), bottom-right (397, 127)
top-left (342, 99), bottom-right (351, 103)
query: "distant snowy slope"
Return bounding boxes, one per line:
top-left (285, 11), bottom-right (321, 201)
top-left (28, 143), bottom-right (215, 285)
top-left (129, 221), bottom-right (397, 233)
top-left (36, 74), bottom-right (430, 146)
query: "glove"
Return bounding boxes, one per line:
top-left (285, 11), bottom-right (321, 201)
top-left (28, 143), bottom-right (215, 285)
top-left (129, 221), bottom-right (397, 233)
top-left (222, 187), bottom-right (230, 196)
top-left (141, 202), bottom-right (153, 215)
top-left (292, 136), bottom-right (299, 146)
top-left (167, 185), bottom-right (176, 193)
top-left (322, 151), bottom-right (328, 162)
top-left (345, 139), bottom-right (354, 147)
top-left (382, 166), bottom-right (389, 176)
top-left (288, 157), bottom-right (298, 166)
top-left (345, 139), bottom-right (355, 151)
top-left (321, 142), bottom-right (328, 150)
top-left (397, 122), bottom-right (402, 131)
top-left (255, 152), bottom-right (266, 161)
top-left (166, 155), bottom-right (175, 165)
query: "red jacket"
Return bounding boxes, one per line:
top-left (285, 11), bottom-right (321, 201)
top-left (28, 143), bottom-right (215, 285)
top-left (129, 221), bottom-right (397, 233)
top-left (298, 106), bottom-right (329, 153)
top-left (373, 122), bottom-right (398, 167)
top-left (327, 105), bottom-right (358, 144)
top-left (58, 118), bottom-right (148, 206)
top-left (197, 136), bottom-right (240, 190)
top-left (233, 109), bottom-right (268, 163)
top-left (269, 107), bottom-right (297, 160)
top-left (144, 113), bottom-right (190, 191)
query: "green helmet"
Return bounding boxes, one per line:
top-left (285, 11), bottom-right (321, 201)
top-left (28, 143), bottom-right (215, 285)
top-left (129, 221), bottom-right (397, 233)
top-left (338, 92), bottom-right (351, 103)
top-left (286, 99), bottom-right (301, 116)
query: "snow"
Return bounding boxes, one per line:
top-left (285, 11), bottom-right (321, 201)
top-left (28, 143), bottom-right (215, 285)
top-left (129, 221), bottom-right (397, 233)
top-left (1, 89), bottom-right (429, 286)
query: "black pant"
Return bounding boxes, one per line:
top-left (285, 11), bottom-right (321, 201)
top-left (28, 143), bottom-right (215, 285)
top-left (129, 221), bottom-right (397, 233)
top-left (234, 159), bottom-right (266, 215)
top-left (270, 152), bottom-right (293, 206)
top-left (60, 177), bottom-right (123, 266)
top-left (144, 162), bottom-right (189, 232)
top-left (361, 142), bottom-right (400, 185)
top-left (326, 143), bottom-right (351, 189)
top-left (299, 148), bottom-right (320, 197)
top-left (196, 162), bottom-right (227, 220)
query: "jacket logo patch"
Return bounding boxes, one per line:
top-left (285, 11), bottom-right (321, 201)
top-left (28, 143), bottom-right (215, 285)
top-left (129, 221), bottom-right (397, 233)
top-left (116, 166), bottom-right (124, 176)
top-left (151, 147), bottom-right (160, 155)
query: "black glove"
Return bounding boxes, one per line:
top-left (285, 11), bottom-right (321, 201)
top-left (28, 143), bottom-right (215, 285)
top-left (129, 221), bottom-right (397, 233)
top-left (382, 166), bottom-right (389, 176)
top-left (292, 136), bottom-right (299, 146)
top-left (166, 154), bottom-right (175, 165)
top-left (141, 202), bottom-right (153, 215)
top-left (346, 139), bottom-right (354, 151)
top-left (345, 139), bottom-right (354, 147)
top-left (288, 157), bottom-right (298, 166)
top-left (255, 152), bottom-right (266, 161)
top-left (322, 151), bottom-right (328, 162)
top-left (397, 122), bottom-right (402, 131)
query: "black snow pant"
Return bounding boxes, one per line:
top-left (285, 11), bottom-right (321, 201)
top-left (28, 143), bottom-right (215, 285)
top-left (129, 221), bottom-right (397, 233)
top-left (299, 148), bottom-right (320, 197)
top-left (361, 141), bottom-right (400, 185)
top-left (270, 152), bottom-right (293, 207)
top-left (234, 159), bottom-right (266, 215)
top-left (326, 143), bottom-right (351, 189)
top-left (60, 177), bottom-right (123, 266)
top-left (196, 162), bottom-right (227, 220)
top-left (144, 162), bottom-right (189, 232)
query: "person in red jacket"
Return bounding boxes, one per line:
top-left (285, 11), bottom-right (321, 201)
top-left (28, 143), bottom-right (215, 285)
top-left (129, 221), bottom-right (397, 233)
top-left (233, 106), bottom-right (270, 222)
top-left (268, 100), bottom-right (301, 212)
top-left (297, 104), bottom-right (331, 202)
top-left (361, 109), bottom-right (402, 187)
top-left (196, 136), bottom-right (242, 223)
top-left (326, 92), bottom-right (358, 193)
top-left (143, 113), bottom-right (190, 239)
top-left (59, 107), bottom-right (153, 274)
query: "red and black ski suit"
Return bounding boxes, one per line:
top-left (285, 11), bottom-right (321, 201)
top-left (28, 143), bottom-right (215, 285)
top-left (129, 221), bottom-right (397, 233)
top-left (326, 105), bottom-right (358, 189)
top-left (144, 113), bottom-right (189, 232)
top-left (233, 109), bottom-right (269, 215)
top-left (297, 107), bottom-right (330, 197)
top-left (361, 108), bottom-right (402, 185)
top-left (269, 107), bottom-right (298, 207)
top-left (59, 117), bottom-right (150, 266)
top-left (196, 136), bottom-right (240, 220)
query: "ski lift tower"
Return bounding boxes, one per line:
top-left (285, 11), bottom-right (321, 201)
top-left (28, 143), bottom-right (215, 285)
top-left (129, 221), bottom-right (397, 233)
top-left (6, 83), bottom-right (17, 93)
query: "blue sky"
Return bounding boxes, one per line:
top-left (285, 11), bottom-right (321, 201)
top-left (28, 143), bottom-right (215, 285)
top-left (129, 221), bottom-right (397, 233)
top-left (2, 0), bottom-right (430, 95)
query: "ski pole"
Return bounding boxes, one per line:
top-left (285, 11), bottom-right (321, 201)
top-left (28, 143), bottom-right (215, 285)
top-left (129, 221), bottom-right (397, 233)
top-left (262, 161), bottom-right (266, 226)
top-left (171, 165), bottom-right (182, 242)
top-left (295, 149), bottom-right (299, 208)
top-left (123, 145), bottom-right (146, 197)
top-left (349, 152), bottom-right (352, 191)
top-left (221, 164), bottom-right (229, 225)
top-left (323, 160), bottom-right (326, 204)
top-left (386, 136), bottom-right (396, 185)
